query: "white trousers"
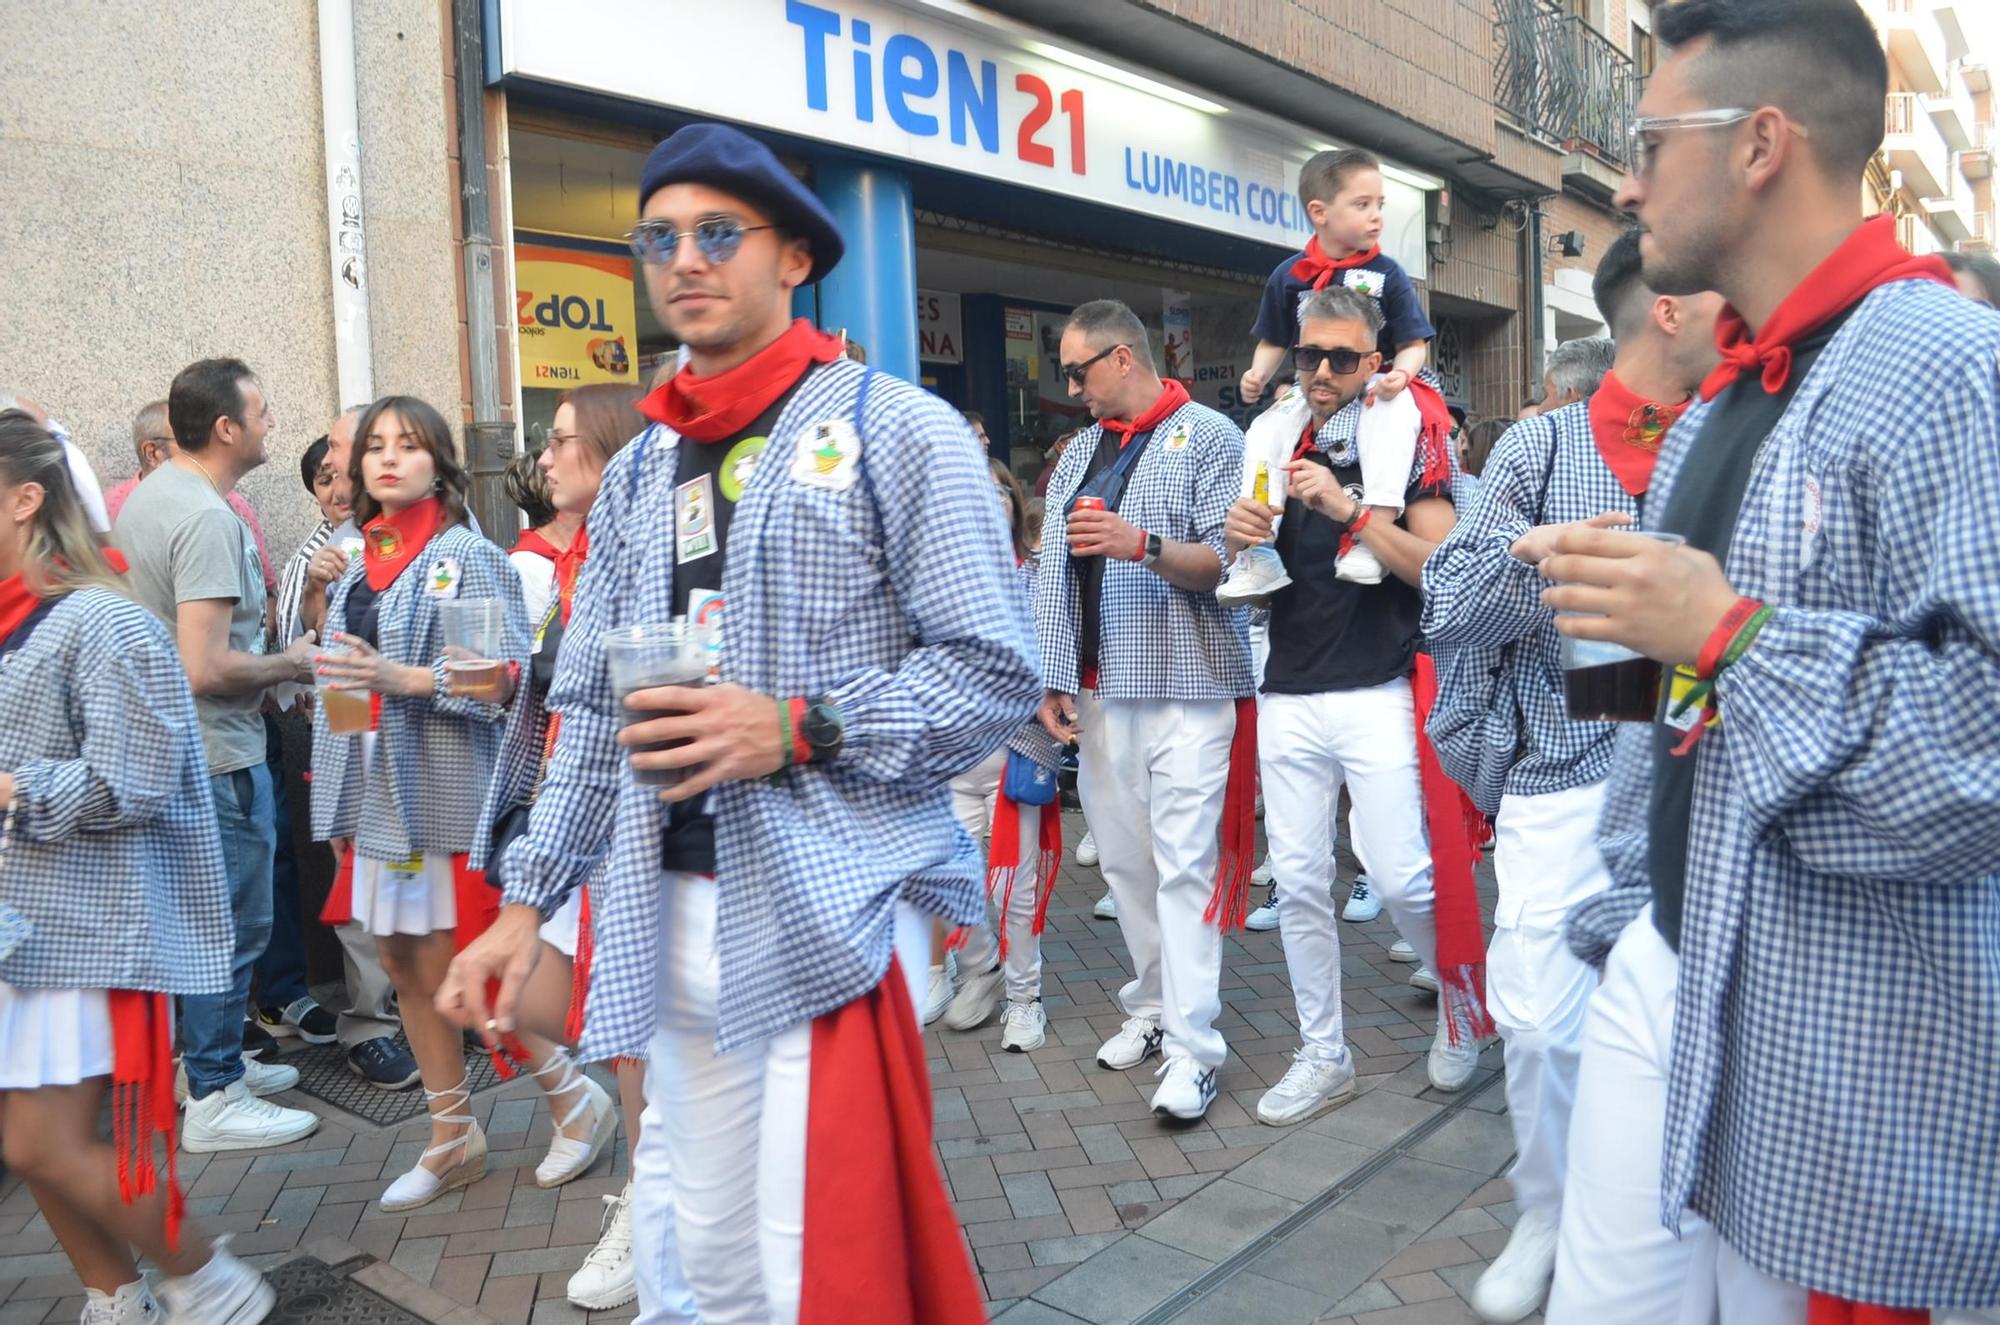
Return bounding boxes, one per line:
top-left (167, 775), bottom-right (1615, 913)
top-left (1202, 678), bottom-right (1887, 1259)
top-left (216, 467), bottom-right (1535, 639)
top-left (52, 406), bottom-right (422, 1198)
top-left (1076, 689), bottom-right (1236, 1068)
top-left (1258, 679), bottom-right (1438, 1060)
top-left (1488, 782), bottom-right (1611, 1216)
top-left (949, 748), bottom-right (1045, 1003)
top-left (640, 873), bottom-right (928, 1325)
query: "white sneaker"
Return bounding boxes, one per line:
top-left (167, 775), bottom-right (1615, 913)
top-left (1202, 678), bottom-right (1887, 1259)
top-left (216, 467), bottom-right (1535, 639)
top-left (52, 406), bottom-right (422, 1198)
top-left (81, 1278), bottom-right (159, 1324)
top-left (530, 1053), bottom-right (617, 1188)
top-left (1341, 874), bottom-right (1382, 922)
top-left (1256, 1048), bottom-right (1356, 1126)
top-left (1334, 541), bottom-right (1387, 585)
top-left (1000, 1000), bottom-right (1048, 1053)
top-left (566, 1183), bottom-right (638, 1311)
top-left (180, 1080), bottom-right (318, 1152)
top-left (1410, 966), bottom-right (1440, 994)
top-left (174, 1054), bottom-right (299, 1105)
top-left (1250, 855), bottom-right (1276, 886)
top-left (1075, 830), bottom-right (1100, 868)
top-left (1427, 1014), bottom-right (1481, 1093)
top-left (154, 1237), bottom-right (274, 1325)
top-left (1216, 544), bottom-right (1292, 606)
top-left (1387, 939), bottom-right (1419, 964)
top-left (1470, 1206), bottom-right (1561, 1322)
top-left (922, 963), bottom-right (954, 1026)
top-left (944, 962), bottom-right (1005, 1031)
top-left (1244, 898), bottom-right (1280, 932)
top-left (1092, 891), bottom-right (1117, 919)
top-left (1150, 1054), bottom-right (1218, 1120)
top-left (1096, 1015), bottom-right (1163, 1070)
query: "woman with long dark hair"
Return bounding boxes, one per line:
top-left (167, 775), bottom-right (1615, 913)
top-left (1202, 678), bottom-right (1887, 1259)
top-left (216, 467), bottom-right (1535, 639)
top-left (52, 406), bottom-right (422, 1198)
top-left (311, 396), bottom-right (529, 1213)
top-left (0, 411), bottom-right (275, 1322)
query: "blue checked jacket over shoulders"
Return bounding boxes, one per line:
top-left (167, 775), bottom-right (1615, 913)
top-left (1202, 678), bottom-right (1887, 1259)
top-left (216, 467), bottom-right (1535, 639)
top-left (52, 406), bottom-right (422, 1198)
top-left (1033, 401), bottom-right (1252, 700)
top-left (310, 523), bottom-right (528, 862)
top-left (0, 589), bottom-right (230, 996)
top-left (497, 360), bottom-right (1043, 1059)
top-left (1421, 402), bottom-right (1626, 804)
top-left (1566, 282), bottom-right (2000, 1309)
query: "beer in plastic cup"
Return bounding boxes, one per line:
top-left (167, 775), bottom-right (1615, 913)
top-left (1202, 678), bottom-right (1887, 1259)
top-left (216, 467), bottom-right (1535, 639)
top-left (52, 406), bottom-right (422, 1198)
top-left (440, 598), bottom-right (507, 701)
top-left (604, 623), bottom-right (710, 787)
top-left (1557, 530), bottom-right (1686, 722)
top-left (316, 642), bottom-right (372, 734)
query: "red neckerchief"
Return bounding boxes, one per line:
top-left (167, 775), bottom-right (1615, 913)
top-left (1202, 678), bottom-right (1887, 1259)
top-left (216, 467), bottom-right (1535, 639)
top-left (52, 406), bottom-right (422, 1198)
top-left (638, 319), bottom-right (844, 443)
top-left (1289, 236), bottom-right (1383, 291)
top-left (362, 497), bottom-right (443, 591)
top-left (0, 572), bottom-right (38, 647)
top-left (1700, 215), bottom-right (1953, 401)
top-left (555, 522), bottom-right (589, 626)
top-left (1101, 379), bottom-right (1191, 446)
top-left (512, 527), bottom-right (560, 562)
top-left (1587, 371), bottom-right (1688, 497)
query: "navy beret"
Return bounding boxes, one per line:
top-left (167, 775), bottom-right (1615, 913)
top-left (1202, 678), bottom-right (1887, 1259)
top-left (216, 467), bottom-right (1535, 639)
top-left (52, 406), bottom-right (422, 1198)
top-left (638, 123), bottom-right (845, 284)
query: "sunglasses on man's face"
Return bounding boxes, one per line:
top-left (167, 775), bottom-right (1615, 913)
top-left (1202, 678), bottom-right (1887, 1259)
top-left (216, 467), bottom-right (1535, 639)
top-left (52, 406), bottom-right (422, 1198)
top-left (1292, 345), bottom-right (1369, 376)
top-left (626, 215), bottom-right (774, 266)
top-left (1061, 343), bottom-right (1127, 386)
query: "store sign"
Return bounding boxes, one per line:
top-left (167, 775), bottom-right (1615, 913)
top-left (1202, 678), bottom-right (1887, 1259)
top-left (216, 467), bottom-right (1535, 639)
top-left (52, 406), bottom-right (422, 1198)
top-left (492, 0), bottom-right (1433, 276)
top-left (515, 239), bottom-right (638, 386)
top-left (918, 289), bottom-right (962, 363)
top-left (1191, 359), bottom-right (1253, 427)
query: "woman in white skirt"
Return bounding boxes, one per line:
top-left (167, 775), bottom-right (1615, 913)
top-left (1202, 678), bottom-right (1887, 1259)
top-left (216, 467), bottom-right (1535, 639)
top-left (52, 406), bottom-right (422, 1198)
top-left (310, 397), bottom-right (530, 1213)
top-left (0, 411), bottom-right (274, 1323)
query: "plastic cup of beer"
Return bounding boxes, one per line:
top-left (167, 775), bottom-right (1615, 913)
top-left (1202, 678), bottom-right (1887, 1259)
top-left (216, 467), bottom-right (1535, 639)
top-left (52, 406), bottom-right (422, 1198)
top-left (604, 623), bottom-right (710, 787)
top-left (1557, 530), bottom-right (1686, 722)
top-left (440, 598), bottom-right (508, 701)
top-left (316, 643), bottom-right (372, 734)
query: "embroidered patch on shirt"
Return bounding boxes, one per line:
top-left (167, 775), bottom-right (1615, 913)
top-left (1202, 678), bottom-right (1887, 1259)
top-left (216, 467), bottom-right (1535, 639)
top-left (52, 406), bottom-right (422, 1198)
top-left (790, 419), bottom-right (862, 492)
top-left (677, 473), bottom-right (717, 564)
top-left (1342, 268), bottom-right (1385, 299)
top-left (427, 558), bottom-right (461, 598)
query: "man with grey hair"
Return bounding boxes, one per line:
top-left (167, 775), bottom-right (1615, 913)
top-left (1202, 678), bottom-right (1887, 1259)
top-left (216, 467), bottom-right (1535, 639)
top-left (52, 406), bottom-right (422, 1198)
top-left (1225, 287), bottom-right (1478, 1126)
top-left (1033, 298), bottom-right (1253, 1122)
top-left (1540, 336), bottom-right (1616, 412)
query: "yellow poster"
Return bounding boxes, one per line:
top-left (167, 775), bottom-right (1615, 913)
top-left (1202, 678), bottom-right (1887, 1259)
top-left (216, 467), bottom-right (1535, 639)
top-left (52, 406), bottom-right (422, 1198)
top-left (515, 239), bottom-right (637, 387)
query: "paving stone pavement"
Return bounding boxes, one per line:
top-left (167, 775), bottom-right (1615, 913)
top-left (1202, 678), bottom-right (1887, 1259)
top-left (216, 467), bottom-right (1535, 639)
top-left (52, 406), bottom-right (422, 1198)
top-left (0, 811), bottom-right (1539, 1324)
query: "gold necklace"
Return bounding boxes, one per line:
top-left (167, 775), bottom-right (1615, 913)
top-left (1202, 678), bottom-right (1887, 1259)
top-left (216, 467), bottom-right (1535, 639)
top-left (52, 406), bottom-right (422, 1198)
top-left (179, 452), bottom-right (222, 493)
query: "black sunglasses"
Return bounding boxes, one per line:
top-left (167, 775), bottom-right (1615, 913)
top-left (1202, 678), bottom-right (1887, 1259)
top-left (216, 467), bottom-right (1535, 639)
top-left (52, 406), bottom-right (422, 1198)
top-left (1292, 345), bottom-right (1369, 376)
top-left (1061, 343), bottom-right (1127, 386)
top-left (626, 216), bottom-right (774, 266)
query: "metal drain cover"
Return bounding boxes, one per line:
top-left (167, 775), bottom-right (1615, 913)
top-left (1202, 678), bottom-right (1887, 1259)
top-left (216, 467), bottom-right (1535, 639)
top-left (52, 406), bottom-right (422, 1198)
top-left (266, 1256), bottom-right (433, 1324)
top-left (276, 1038), bottom-right (506, 1128)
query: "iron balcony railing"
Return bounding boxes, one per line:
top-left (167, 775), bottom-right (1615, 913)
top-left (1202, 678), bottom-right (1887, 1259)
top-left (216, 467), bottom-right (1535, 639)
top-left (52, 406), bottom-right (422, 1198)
top-left (1494, 0), bottom-right (1638, 167)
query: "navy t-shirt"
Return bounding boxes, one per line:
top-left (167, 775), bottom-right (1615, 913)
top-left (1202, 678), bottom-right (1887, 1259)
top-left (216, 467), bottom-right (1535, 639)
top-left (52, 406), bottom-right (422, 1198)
top-left (1251, 249), bottom-right (1434, 362)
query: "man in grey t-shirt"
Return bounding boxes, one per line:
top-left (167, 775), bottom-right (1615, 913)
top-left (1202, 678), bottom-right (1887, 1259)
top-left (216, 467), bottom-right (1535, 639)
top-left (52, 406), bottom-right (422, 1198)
top-left (115, 358), bottom-right (320, 1151)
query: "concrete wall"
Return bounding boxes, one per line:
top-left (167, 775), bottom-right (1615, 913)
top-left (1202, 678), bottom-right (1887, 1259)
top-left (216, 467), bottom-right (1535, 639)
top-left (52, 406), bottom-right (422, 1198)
top-left (0, 0), bottom-right (461, 563)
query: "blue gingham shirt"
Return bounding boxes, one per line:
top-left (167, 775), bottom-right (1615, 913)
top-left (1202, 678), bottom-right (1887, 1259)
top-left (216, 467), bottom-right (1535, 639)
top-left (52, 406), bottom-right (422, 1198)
top-left (0, 589), bottom-right (231, 995)
top-left (1421, 402), bottom-right (1628, 806)
top-left (498, 360), bottom-right (1042, 1058)
top-left (1033, 400), bottom-right (1252, 700)
top-left (310, 522), bottom-right (529, 861)
top-left (1567, 281), bottom-right (2000, 1308)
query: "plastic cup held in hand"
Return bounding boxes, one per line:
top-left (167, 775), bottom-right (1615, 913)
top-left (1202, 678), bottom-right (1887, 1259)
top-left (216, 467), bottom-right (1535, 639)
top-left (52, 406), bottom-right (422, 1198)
top-left (1557, 529), bottom-right (1685, 722)
top-left (605, 623), bottom-right (713, 787)
top-left (440, 598), bottom-right (507, 701)
top-left (316, 642), bottom-right (372, 734)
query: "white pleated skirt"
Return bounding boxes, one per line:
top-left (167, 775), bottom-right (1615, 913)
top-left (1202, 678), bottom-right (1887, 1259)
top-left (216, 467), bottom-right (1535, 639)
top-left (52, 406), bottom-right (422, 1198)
top-left (351, 850), bottom-right (460, 937)
top-left (539, 890), bottom-right (582, 959)
top-left (0, 980), bottom-right (115, 1089)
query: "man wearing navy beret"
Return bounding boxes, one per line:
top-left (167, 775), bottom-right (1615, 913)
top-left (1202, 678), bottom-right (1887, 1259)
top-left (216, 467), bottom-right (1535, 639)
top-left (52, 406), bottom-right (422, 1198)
top-left (443, 121), bottom-right (1039, 1323)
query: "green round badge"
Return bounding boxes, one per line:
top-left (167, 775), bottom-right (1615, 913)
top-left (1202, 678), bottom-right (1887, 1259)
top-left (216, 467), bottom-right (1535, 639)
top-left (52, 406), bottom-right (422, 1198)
top-left (720, 434), bottom-right (767, 502)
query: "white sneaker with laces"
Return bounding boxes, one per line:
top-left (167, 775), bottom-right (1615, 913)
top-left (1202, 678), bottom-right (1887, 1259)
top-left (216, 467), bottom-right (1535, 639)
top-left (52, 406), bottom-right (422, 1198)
top-left (1387, 939), bottom-right (1419, 963)
top-left (154, 1237), bottom-right (274, 1325)
top-left (1334, 541), bottom-right (1387, 585)
top-left (1092, 892), bottom-right (1117, 919)
top-left (1341, 874), bottom-right (1382, 922)
top-left (944, 962), bottom-right (1005, 1031)
top-left (180, 1079), bottom-right (318, 1152)
top-left (175, 1054), bottom-right (299, 1105)
top-left (1075, 830), bottom-right (1100, 868)
top-left (1244, 897), bottom-right (1281, 932)
top-left (1216, 544), bottom-right (1293, 606)
top-left (922, 962), bottom-right (954, 1026)
top-left (566, 1183), bottom-right (639, 1311)
top-left (1250, 855), bottom-right (1276, 886)
top-left (81, 1278), bottom-right (158, 1324)
top-left (1000, 1000), bottom-right (1048, 1053)
top-left (1469, 1206), bottom-right (1561, 1322)
top-left (1410, 966), bottom-right (1440, 994)
top-left (1150, 1054), bottom-right (1218, 1120)
top-left (1256, 1048), bottom-right (1356, 1126)
top-left (1095, 1015), bottom-right (1163, 1070)
top-left (380, 1080), bottom-right (488, 1212)
top-left (1427, 1013), bottom-right (1481, 1093)
top-left (530, 1051), bottom-right (617, 1188)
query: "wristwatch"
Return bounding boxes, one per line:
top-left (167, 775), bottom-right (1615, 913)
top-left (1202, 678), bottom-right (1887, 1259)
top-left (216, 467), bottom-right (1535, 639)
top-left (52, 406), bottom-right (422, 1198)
top-left (799, 698), bottom-right (845, 764)
top-left (1140, 532), bottom-right (1164, 567)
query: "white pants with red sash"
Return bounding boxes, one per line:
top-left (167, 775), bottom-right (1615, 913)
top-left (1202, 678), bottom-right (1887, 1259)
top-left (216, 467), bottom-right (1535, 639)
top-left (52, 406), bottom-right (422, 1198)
top-left (949, 748), bottom-right (1047, 1002)
top-left (638, 872), bottom-right (928, 1325)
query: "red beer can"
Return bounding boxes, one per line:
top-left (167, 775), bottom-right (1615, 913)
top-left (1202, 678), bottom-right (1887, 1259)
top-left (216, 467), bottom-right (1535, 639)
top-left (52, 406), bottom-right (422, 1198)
top-left (1075, 496), bottom-right (1105, 511)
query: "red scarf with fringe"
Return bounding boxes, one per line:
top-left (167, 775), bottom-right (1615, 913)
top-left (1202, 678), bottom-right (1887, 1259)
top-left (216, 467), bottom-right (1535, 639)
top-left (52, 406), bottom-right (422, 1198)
top-left (975, 788), bottom-right (1063, 960)
top-left (1587, 372), bottom-right (1685, 497)
top-left (1411, 654), bottom-right (1495, 1045)
top-left (800, 956), bottom-right (986, 1325)
top-left (1290, 237), bottom-right (1383, 291)
top-left (362, 498), bottom-right (443, 592)
top-left (1699, 215), bottom-right (1951, 402)
top-left (639, 319), bottom-right (844, 443)
top-left (108, 992), bottom-right (183, 1247)
top-left (1202, 698), bottom-right (1262, 932)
